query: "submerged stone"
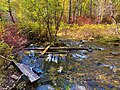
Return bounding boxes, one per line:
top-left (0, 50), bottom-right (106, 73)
top-left (80, 40), bottom-right (88, 43)
top-left (11, 74), bottom-right (19, 80)
top-left (80, 50), bottom-right (88, 54)
top-left (108, 84), bottom-right (114, 88)
top-left (95, 62), bottom-right (103, 66)
top-left (87, 80), bottom-right (99, 88)
top-left (112, 68), bottom-right (120, 73)
top-left (109, 65), bottom-right (116, 70)
top-left (110, 52), bottom-right (120, 56)
top-left (74, 53), bottom-right (87, 59)
top-left (70, 84), bottom-right (86, 90)
top-left (35, 85), bottom-right (55, 90)
top-left (97, 48), bottom-right (105, 50)
top-left (33, 67), bottom-right (43, 74)
top-left (89, 46), bottom-right (105, 51)
top-left (56, 77), bottom-right (70, 88)
top-left (79, 44), bottom-right (85, 47)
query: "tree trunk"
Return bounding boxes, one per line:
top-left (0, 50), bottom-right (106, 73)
top-left (47, 17), bottom-right (51, 43)
top-left (79, 0), bottom-right (82, 15)
top-left (54, 10), bottom-right (64, 42)
top-left (46, 0), bottom-right (51, 43)
top-left (68, 0), bottom-right (72, 24)
top-left (90, 0), bottom-right (92, 18)
top-left (76, 0), bottom-right (79, 16)
top-left (54, 0), bottom-right (65, 42)
top-left (8, 0), bottom-right (15, 23)
top-left (97, 0), bottom-right (102, 23)
top-left (109, 0), bottom-right (119, 34)
top-left (54, 8), bottom-right (57, 42)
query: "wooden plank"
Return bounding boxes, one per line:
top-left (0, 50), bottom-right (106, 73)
top-left (41, 45), bottom-right (50, 55)
top-left (16, 63), bottom-right (40, 82)
top-left (25, 47), bottom-right (90, 51)
top-left (0, 55), bottom-right (40, 82)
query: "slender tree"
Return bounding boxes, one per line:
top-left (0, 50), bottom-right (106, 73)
top-left (54, 0), bottom-right (65, 42)
top-left (90, 0), bottom-right (92, 18)
top-left (8, 0), bottom-right (15, 23)
top-left (75, 0), bottom-right (79, 16)
top-left (68, 0), bottom-right (72, 24)
top-left (109, 0), bottom-right (119, 34)
top-left (79, 0), bottom-right (82, 15)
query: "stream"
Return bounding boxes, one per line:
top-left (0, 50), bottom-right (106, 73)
top-left (0, 40), bottom-right (120, 90)
top-left (46, 40), bottom-right (120, 90)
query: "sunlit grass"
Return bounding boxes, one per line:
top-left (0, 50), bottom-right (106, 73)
top-left (59, 24), bottom-right (120, 42)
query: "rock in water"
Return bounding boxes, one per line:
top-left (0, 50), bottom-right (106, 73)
top-left (97, 48), bottom-right (105, 50)
top-left (76, 54), bottom-right (87, 59)
top-left (11, 74), bottom-right (19, 80)
top-left (71, 85), bottom-right (86, 90)
top-left (35, 85), bottom-right (55, 90)
top-left (32, 67), bottom-right (43, 74)
top-left (110, 52), bottom-right (120, 56)
top-left (76, 85), bottom-right (86, 90)
top-left (80, 40), bottom-right (88, 43)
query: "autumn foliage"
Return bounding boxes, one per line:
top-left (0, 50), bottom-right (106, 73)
top-left (75, 16), bottom-right (93, 25)
top-left (69, 15), bottom-right (114, 25)
top-left (2, 24), bottom-right (27, 50)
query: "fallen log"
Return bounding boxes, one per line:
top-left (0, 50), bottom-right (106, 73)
top-left (25, 47), bottom-right (91, 51)
top-left (36, 51), bottom-right (68, 54)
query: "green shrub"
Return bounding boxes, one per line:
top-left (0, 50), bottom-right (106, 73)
top-left (0, 42), bottom-right (12, 67)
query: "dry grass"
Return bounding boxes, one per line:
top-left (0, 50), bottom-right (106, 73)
top-left (58, 24), bottom-right (120, 41)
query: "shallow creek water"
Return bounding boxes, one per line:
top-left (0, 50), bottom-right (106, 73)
top-left (0, 40), bottom-right (120, 90)
top-left (32, 40), bottom-right (120, 90)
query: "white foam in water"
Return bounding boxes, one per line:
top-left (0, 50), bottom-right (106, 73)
top-left (57, 66), bottom-right (63, 73)
top-left (54, 56), bottom-right (58, 63)
top-left (46, 54), bottom-right (59, 63)
top-left (46, 54), bottom-right (52, 62)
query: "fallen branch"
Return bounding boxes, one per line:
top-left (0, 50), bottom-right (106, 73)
top-left (25, 47), bottom-right (91, 51)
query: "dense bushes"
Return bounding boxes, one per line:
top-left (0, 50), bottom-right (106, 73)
top-left (3, 24), bottom-right (27, 49)
top-left (0, 24), bottom-right (27, 55)
top-left (0, 41), bottom-right (12, 67)
top-left (69, 15), bottom-right (114, 25)
top-left (75, 16), bottom-right (93, 25)
top-left (0, 41), bottom-right (12, 56)
top-left (13, 0), bottom-right (64, 43)
top-left (18, 22), bottom-right (48, 43)
top-left (0, 24), bottom-right (28, 67)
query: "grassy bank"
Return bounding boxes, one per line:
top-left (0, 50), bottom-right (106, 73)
top-left (58, 24), bottom-right (120, 42)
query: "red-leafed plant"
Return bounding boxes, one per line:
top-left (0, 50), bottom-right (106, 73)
top-left (75, 15), bottom-right (93, 25)
top-left (2, 24), bottom-right (27, 51)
